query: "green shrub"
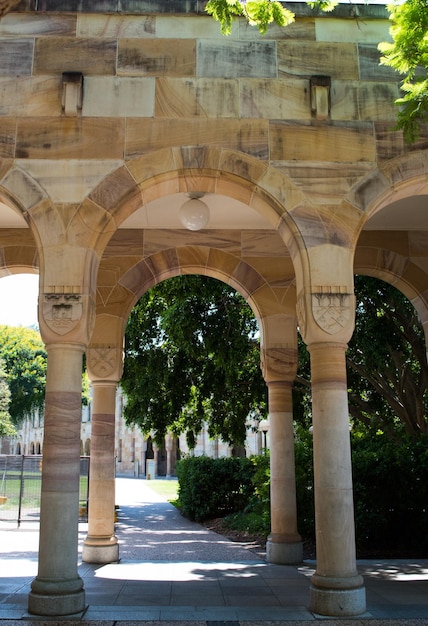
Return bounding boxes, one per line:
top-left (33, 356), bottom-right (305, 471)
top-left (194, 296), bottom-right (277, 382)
top-left (176, 455), bottom-right (255, 522)
top-left (177, 431), bottom-right (428, 557)
top-left (294, 425), bottom-right (315, 541)
top-left (352, 432), bottom-right (428, 555)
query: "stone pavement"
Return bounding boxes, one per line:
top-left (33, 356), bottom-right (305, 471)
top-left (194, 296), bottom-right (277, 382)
top-left (0, 477), bottom-right (428, 624)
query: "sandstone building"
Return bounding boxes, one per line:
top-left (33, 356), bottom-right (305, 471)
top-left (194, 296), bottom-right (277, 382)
top-left (0, 0), bottom-right (427, 618)
top-left (5, 387), bottom-right (264, 475)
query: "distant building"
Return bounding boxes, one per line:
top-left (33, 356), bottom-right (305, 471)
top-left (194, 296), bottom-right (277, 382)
top-left (1, 388), bottom-right (266, 477)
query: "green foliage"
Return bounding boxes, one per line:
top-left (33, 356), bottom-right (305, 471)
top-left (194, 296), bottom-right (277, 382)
top-left (205, 0), bottom-right (243, 35)
top-left (379, 0), bottom-right (428, 142)
top-left (0, 358), bottom-right (15, 437)
top-left (294, 424), bottom-right (315, 540)
top-left (229, 452), bottom-right (271, 535)
top-left (220, 430), bottom-right (428, 557)
top-left (347, 275), bottom-right (428, 438)
top-left (352, 431), bottom-right (428, 555)
top-left (223, 452), bottom-right (271, 536)
top-left (175, 455), bottom-right (255, 521)
top-left (0, 325), bottom-right (47, 425)
top-left (122, 275), bottom-right (267, 447)
top-left (205, 0), bottom-right (335, 35)
top-left (294, 275), bottom-right (428, 439)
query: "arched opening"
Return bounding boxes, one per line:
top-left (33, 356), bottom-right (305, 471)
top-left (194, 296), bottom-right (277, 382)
top-left (120, 274), bottom-right (267, 470)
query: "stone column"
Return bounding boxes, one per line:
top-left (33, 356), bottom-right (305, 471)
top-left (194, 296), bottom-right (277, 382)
top-left (153, 444), bottom-right (159, 477)
top-left (82, 338), bottom-right (124, 563)
top-left (308, 340), bottom-right (365, 616)
top-left (82, 380), bottom-right (119, 563)
top-left (28, 343), bottom-right (86, 616)
top-left (297, 282), bottom-right (366, 616)
top-left (165, 433), bottom-right (173, 478)
top-left (261, 332), bottom-right (303, 565)
top-left (266, 379), bottom-right (302, 564)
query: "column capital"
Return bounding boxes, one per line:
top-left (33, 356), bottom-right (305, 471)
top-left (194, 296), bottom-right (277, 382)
top-left (87, 344), bottom-right (124, 382)
top-left (261, 345), bottom-right (298, 384)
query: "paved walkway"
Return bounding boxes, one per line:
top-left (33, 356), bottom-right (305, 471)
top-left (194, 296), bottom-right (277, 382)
top-left (1, 477), bottom-right (428, 624)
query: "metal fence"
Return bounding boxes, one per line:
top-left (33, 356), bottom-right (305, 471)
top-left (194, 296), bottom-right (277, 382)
top-left (0, 455), bottom-right (89, 526)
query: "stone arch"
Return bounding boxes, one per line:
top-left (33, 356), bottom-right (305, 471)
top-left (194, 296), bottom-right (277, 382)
top-left (0, 164), bottom-right (41, 274)
top-left (0, 164), bottom-right (48, 223)
top-left (354, 253), bottom-right (428, 344)
top-left (91, 244), bottom-right (298, 385)
top-left (355, 249), bottom-right (428, 310)
top-left (86, 146), bottom-right (309, 283)
top-left (99, 245), bottom-right (297, 357)
top-left (118, 247), bottom-right (292, 323)
top-left (346, 150), bottom-right (428, 222)
top-left (351, 150), bottom-right (428, 335)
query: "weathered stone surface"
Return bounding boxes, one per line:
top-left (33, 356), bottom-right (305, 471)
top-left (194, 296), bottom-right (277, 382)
top-left (277, 41), bottom-right (359, 79)
top-left (331, 81), bottom-right (398, 122)
top-left (358, 44), bottom-right (401, 81)
top-left (0, 0), bottom-right (21, 17)
top-left (0, 38), bottom-right (33, 75)
top-left (77, 14), bottom-right (154, 37)
top-left (16, 159), bottom-right (124, 203)
top-left (375, 122), bottom-right (428, 162)
top-left (276, 161), bottom-right (373, 206)
top-left (358, 82), bottom-right (399, 121)
top-left (34, 36), bottom-right (117, 75)
top-left (126, 119), bottom-right (269, 160)
top-left (156, 15), bottom-right (223, 39)
top-left (197, 40), bottom-right (277, 78)
top-left (1, 166), bottom-right (46, 209)
top-left (16, 118), bottom-right (125, 159)
top-left (120, 0), bottom-right (197, 13)
top-left (155, 77), bottom-right (239, 118)
top-left (270, 121), bottom-right (376, 163)
top-left (315, 16), bottom-right (390, 44)
top-left (83, 76), bottom-right (155, 117)
top-left (0, 13), bottom-right (76, 36)
top-left (118, 38), bottom-right (195, 76)
top-left (0, 117), bottom-right (16, 158)
top-left (37, 0), bottom-right (119, 11)
top-left (239, 17), bottom-right (315, 41)
top-left (240, 78), bottom-right (310, 120)
top-left (0, 76), bottom-right (61, 117)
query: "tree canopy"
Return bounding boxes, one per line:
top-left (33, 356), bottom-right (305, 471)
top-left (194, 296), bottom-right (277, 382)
top-left (122, 275), bottom-right (267, 448)
top-left (0, 325), bottom-right (47, 425)
top-left (347, 275), bottom-right (428, 438)
top-left (0, 358), bottom-right (15, 437)
top-left (205, 0), bottom-right (337, 35)
top-left (123, 274), bottom-right (428, 447)
top-left (379, 0), bottom-right (428, 142)
top-left (295, 275), bottom-right (428, 439)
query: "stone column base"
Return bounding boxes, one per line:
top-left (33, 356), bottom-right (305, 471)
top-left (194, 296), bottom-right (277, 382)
top-left (266, 538), bottom-right (303, 564)
top-left (28, 578), bottom-right (86, 616)
top-left (82, 537), bottom-right (119, 564)
top-left (310, 584), bottom-right (366, 617)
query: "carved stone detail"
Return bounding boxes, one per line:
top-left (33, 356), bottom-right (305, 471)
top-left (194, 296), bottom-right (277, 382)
top-left (312, 287), bottom-right (354, 335)
top-left (42, 291), bottom-right (83, 336)
top-left (261, 346), bottom-right (298, 383)
top-left (88, 345), bottom-right (117, 379)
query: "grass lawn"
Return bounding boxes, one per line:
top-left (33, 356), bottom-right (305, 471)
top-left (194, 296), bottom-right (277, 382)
top-left (143, 478), bottom-right (179, 502)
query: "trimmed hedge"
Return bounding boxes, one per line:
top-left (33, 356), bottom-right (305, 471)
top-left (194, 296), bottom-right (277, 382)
top-left (176, 455), bottom-right (255, 522)
top-left (176, 433), bottom-right (428, 557)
